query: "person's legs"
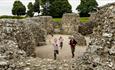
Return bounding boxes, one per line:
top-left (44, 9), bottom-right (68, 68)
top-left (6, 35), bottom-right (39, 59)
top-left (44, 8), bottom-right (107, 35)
top-left (71, 47), bottom-right (75, 58)
top-left (54, 50), bottom-right (57, 60)
top-left (60, 42), bottom-right (63, 49)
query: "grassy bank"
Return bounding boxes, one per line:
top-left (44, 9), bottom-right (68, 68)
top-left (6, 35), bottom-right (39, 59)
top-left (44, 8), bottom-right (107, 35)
top-left (0, 16), bottom-right (89, 23)
top-left (53, 17), bottom-right (89, 23)
top-left (0, 15), bottom-right (26, 19)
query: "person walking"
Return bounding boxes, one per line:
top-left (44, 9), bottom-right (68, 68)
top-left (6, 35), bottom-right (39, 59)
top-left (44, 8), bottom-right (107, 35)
top-left (69, 36), bottom-right (77, 58)
top-left (52, 38), bottom-right (59, 60)
top-left (59, 36), bottom-right (64, 49)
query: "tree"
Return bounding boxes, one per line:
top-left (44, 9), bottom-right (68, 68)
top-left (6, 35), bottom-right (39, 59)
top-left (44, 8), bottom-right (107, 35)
top-left (27, 2), bottom-right (34, 17)
top-left (41, 0), bottom-right (72, 18)
top-left (77, 0), bottom-right (98, 17)
top-left (33, 0), bottom-right (40, 15)
top-left (12, 1), bottom-right (26, 16)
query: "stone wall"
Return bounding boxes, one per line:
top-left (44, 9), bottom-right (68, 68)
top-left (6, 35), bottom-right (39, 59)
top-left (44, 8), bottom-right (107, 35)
top-left (26, 16), bottom-right (53, 33)
top-left (61, 13), bottom-right (80, 34)
top-left (61, 13), bottom-right (87, 46)
top-left (0, 19), bottom-right (36, 56)
top-left (0, 16), bottom-right (53, 56)
top-left (75, 3), bottom-right (115, 70)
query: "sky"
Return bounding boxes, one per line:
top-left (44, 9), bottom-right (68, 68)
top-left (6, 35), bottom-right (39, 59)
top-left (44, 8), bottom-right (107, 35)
top-left (0, 0), bottom-right (115, 16)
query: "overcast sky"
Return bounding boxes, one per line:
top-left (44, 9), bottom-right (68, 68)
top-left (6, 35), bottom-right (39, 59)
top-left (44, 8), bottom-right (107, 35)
top-left (0, 0), bottom-right (115, 16)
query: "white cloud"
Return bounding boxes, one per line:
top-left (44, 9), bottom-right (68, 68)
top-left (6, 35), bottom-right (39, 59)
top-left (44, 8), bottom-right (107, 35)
top-left (0, 0), bottom-right (115, 15)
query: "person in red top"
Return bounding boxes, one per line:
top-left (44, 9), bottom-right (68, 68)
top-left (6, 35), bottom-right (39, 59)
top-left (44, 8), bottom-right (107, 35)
top-left (69, 36), bottom-right (77, 58)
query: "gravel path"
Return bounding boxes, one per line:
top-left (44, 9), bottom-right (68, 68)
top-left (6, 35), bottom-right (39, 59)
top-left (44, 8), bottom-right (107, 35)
top-left (35, 34), bottom-right (89, 60)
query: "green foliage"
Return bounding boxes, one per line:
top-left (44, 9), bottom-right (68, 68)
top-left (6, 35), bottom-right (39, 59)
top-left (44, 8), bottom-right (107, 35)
top-left (28, 2), bottom-right (34, 10)
top-left (80, 17), bottom-right (89, 23)
top-left (42, 0), bottom-right (72, 18)
top-left (27, 2), bottom-right (34, 17)
top-left (0, 15), bottom-right (26, 19)
top-left (77, 0), bottom-right (98, 17)
top-left (12, 1), bottom-right (26, 16)
top-left (34, 0), bottom-right (40, 15)
top-left (41, 0), bottom-right (56, 5)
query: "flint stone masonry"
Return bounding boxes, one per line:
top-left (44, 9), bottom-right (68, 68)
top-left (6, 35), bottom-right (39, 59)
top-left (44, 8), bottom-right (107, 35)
top-left (0, 19), bottom-right (36, 56)
top-left (26, 16), bottom-right (53, 33)
top-left (75, 3), bottom-right (115, 70)
top-left (61, 13), bottom-right (80, 34)
top-left (62, 13), bottom-right (87, 46)
top-left (73, 33), bottom-right (87, 46)
top-left (0, 16), bottom-right (53, 56)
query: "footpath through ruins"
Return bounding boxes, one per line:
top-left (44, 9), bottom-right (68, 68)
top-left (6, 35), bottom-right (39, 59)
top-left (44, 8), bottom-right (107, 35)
top-left (35, 34), bottom-right (89, 60)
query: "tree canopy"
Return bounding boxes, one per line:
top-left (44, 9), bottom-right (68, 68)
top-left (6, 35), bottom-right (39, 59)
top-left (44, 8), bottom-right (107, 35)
top-left (33, 0), bottom-right (40, 15)
top-left (77, 0), bottom-right (98, 17)
top-left (12, 1), bottom-right (26, 16)
top-left (41, 0), bottom-right (72, 18)
top-left (27, 2), bottom-right (34, 17)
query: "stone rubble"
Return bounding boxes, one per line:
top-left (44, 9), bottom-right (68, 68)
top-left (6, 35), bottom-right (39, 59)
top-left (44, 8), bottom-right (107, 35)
top-left (0, 19), bottom-right (36, 56)
top-left (0, 16), bottom-right (53, 56)
top-left (75, 3), bottom-right (115, 70)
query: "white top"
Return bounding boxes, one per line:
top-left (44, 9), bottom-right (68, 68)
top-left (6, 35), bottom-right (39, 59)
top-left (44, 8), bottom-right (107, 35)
top-left (59, 38), bottom-right (64, 43)
top-left (52, 42), bottom-right (59, 50)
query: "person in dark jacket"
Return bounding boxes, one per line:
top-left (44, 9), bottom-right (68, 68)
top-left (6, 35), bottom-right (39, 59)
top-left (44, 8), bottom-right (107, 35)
top-left (69, 36), bottom-right (77, 58)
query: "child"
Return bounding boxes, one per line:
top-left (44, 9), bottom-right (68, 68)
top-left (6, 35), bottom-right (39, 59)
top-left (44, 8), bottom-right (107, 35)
top-left (52, 38), bottom-right (59, 60)
top-left (59, 36), bottom-right (64, 49)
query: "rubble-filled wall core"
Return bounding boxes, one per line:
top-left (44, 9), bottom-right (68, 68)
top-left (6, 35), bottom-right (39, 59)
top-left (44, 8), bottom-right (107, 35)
top-left (61, 13), bottom-right (80, 34)
top-left (0, 16), bottom-right (53, 57)
top-left (75, 3), bottom-right (115, 70)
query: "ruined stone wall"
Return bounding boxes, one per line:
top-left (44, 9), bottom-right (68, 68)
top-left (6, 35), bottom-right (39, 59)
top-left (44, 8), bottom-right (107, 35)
top-left (0, 16), bottom-right (52, 56)
top-left (61, 13), bottom-right (86, 46)
top-left (61, 13), bottom-right (80, 34)
top-left (76, 3), bottom-right (115, 70)
top-left (0, 19), bottom-right (36, 56)
top-left (26, 16), bottom-right (53, 33)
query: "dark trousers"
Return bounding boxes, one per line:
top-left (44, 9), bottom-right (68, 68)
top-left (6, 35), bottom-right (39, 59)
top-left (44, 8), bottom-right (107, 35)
top-left (71, 47), bottom-right (75, 58)
top-left (54, 50), bottom-right (59, 60)
top-left (60, 42), bottom-right (63, 49)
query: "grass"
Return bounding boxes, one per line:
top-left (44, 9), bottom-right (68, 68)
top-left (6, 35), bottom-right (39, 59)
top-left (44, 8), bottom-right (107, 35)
top-left (52, 18), bottom-right (62, 23)
top-left (53, 17), bottom-right (89, 23)
top-left (0, 16), bottom-right (89, 23)
top-left (0, 15), bottom-right (26, 19)
top-left (80, 17), bottom-right (89, 23)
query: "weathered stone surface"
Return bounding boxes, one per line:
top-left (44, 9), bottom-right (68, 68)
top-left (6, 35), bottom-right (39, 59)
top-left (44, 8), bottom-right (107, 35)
top-left (26, 16), bottom-right (53, 33)
top-left (25, 21), bottom-right (47, 46)
top-left (61, 13), bottom-right (87, 46)
top-left (61, 13), bottom-right (80, 34)
top-left (0, 40), bottom-right (27, 70)
top-left (73, 33), bottom-right (87, 46)
top-left (0, 19), bottom-right (36, 56)
top-left (75, 3), bottom-right (115, 70)
top-left (0, 16), bottom-right (52, 56)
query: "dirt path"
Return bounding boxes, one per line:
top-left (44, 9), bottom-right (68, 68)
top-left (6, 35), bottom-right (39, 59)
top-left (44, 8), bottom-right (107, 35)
top-left (35, 34), bottom-right (89, 60)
